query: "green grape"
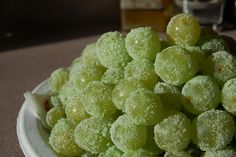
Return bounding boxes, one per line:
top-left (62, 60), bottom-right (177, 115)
top-left (69, 58), bottom-right (83, 83)
top-left (167, 13), bottom-right (201, 46)
top-left (81, 42), bottom-right (103, 66)
top-left (202, 51), bottom-right (236, 87)
top-left (160, 40), bottom-right (171, 51)
top-left (154, 112), bottom-right (191, 152)
top-left (49, 95), bottom-right (62, 107)
top-left (183, 46), bottom-right (206, 71)
top-left (111, 110), bottom-right (123, 121)
top-left (49, 118), bottom-right (83, 156)
top-left (70, 64), bottom-right (106, 92)
top-left (125, 27), bottom-right (161, 61)
top-left (124, 88), bottom-right (163, 125)
top-left (203, 148), bottom-right (236, 157)
top-left (154, 46), bottom-right (198, 86)
top-left (124, 59), bottom-right (158, 88)
top-left (164, 151), bottom-right (191, 157)
top-left (98, 145), bottom-right (123, 157)
top-left (46, 106), bottom-right (65, 128)
top-left (58, 82), bottom-right (77, 108)
top-left (81, 152), bottom-right (98, 157)
top-left (154, 82), bottom-right (181, 111)
top-left (49, 68), bottom-right (69, 93)
top-left (96, 31), bottom-right (131, 68)
top-left (143, 126), bottom-right (163, 155)
top-left (71, 57), bottom-right (83, 67)
top-left (65, 95), bottom-right (90, 123)
top-left (112, 79), bottom-right (147, 110)
top-left (192, 110), bottom-right (234, 151)
top-left (82, 81), bottom-right (117, 117)
top-left (122, 149), bottom-right (157, 157)
top-left (222, 78), bottom-right (236, 116)
top-left (110, 115), bottom-right (147, 152)
top-left (101, 68), bottom-right (124, 85)
top-left (198, 37), bottom-right (229, 56)
top-left (70, 57), bottom-right (83, 75)
top-left (182, 75), bottom-right (220, 115)
top-left (74, 117), bottom-right (112, 154)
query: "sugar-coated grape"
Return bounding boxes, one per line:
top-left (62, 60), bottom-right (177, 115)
top-left (110, 115), bottom-right (147, 152)
top-left (167, 14), bottom-right (201, 46)
top-left (124, 88), bottom-right (163, 125)
top-left (81, 42), bottom-right (103, 66)
top-left (74, 117), bottom-right (112, 154)
top-left (182, 75), bottom-right (220, 115)
top-left (124, 59), bottom-right (158, 88)
top-left (112, 79), bottom-right (147, 110)
top-left (192, 110), bottom-right (234, 151)
top-left (154, 82), bottom-right (181, 111)
top-left (58, 82), bottom-right (77, 108)
top-left (46, 106), bottom-right (65, 128)
top-left (199, 37), bottom-right (229, 56)
top-left (98, 145), bottom-right (123, 157)
top-left (203, 148), bottom-right (236, 157)
top-left (71, 57), bottom-right (83, 67)
top-left (160, 40), bottom-right (171, 51)
top-left (143, 126), bottom-right (163, 155)
top-left (154, 112), bottom-right (191, 152)
top-left (122, 149), bottom-right (157, 157)
top-left (102, 68), bottom-right (124, 85)
top-left (69, 59), bottom-right (83, 79)
top-left (70, 64), bottom-right (106, 92)
top-left (49, 68), bottom-right (69, 93)
top-left (202, 51), bottom-right (236, 87)
top-left (111, 110), bottom-right (123, 121)
top-left (65, 95), bottom-right (90, 123)
top-left (49, 118), bottom-right (83, 156)
top-left (154, 46), bottom-right (198, 86)
top-left (96, 31), bottom-right (131, 68)
top-left (81, 152), bottom-right (98, 157)
top-left (125, 27), bottom-right (161, 61)
top-left (82, 81), bottom-right (117, 117)
top-left (49, 95), bottom-right (62, 107)
top-left (164, 151), bottom-right (191, 157)
top-left (183, 46), bottom-right (206, 71)
top-left (222, 78), bottom-right (236, 115)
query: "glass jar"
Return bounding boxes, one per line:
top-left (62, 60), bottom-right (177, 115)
top-left (120, 0), bottom-right (173, 32)
top-left (176, 0), bottom-right (225, 26)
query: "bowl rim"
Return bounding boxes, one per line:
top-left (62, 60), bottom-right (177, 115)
top-left (16, 79), bottom-right (57, 157)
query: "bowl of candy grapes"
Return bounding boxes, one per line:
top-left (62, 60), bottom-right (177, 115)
top-left (17, 13), bottom-right (236, 157)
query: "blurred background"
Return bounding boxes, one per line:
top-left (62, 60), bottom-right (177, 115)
top-left (0, 0), bottom-right (235, 51)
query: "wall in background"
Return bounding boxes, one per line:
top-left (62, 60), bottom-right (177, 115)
top-left (0, 0), bottom-right (120, 28)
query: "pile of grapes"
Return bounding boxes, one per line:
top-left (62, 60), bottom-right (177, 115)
top-left (45, 14), bottom-right (236, 157)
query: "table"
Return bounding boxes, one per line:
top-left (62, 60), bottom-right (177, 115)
top-left (0, 31), bottom-right (236, 157)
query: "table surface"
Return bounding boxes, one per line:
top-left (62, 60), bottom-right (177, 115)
top-left (1, 30), bottom-right (236, 157)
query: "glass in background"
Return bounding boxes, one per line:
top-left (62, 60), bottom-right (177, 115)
top-left (174, 0), bottom-right (225, 30)
top-left (120, 0), bottom-right (173, 32)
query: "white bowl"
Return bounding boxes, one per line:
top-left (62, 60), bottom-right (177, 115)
top-left (17, 80), bottom-right (57, 157)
